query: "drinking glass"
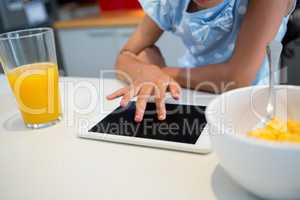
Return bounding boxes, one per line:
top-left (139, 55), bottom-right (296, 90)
top-left (0, 28), bottom-right (62, 128)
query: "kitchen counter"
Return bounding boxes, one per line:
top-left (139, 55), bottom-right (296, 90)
top-left (54, 10), bottom-right (144, 29)
top-left (0, 75), bottom-right (259, 200)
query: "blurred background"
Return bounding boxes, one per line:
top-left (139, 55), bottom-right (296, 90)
top-left (0, 0), bottom-right (299, 84)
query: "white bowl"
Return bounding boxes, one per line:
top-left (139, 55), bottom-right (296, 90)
top-left (206, 85), bottom-right (300, 200)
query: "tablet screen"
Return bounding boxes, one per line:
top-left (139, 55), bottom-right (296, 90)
top-left (89, 102), bottom-right (207, 144)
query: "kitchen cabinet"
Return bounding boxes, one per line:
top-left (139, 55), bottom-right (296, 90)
top-left (57, 27), bottom-right (186, 78)
top-left (57, 28), bottom-right (120, 77)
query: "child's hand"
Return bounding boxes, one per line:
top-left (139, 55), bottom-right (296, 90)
top-left (107, 65), bottom-right (181, 122)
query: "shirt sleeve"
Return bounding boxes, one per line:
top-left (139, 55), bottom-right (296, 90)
top-left (138, 0), bottom-right (173, 31)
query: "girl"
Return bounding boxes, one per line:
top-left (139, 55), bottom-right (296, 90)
top-left (107, 0), bottom-right (297, 122)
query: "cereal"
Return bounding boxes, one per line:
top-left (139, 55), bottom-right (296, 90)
top-left (248, 118), bottom-right (300, 143)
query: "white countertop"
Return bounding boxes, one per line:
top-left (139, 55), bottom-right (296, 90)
top-left (0, 74), bottom-right (258, 200)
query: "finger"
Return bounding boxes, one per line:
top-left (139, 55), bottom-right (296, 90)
top-left (120, 84), bottom-right (140, 107)
top-left (169, 81), bottom-right (181, 100)
top-left (135, 85), bottom-right (153, 122)
top-left (155, 82), bottom-right (167, 120)
top-left (106, 87), bottom-right (128, 100)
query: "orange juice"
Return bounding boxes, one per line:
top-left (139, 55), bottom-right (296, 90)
top-left (7, 63), bottom-right (61, 125)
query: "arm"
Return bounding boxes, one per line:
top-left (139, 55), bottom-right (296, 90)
top-left (115, 15), bottom-right (163, 82)
top-left (108, 15), bottom-right (181, 122)
top-left (163, 0), bottom-right (291, 93)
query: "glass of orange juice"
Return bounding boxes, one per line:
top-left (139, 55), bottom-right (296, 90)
top-left (0, 28), bottom-right (62, 128)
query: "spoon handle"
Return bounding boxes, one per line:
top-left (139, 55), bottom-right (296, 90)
top-left (266, 41), bottom-right (283, 118)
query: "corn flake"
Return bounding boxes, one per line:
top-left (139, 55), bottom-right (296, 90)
top-left (248, 118), bottom-right (300, 143)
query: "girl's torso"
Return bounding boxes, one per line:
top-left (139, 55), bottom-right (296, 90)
top-left (139, 0), bottom-right (296, 85)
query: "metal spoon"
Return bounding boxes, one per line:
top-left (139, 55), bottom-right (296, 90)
top-left (254, 40), bottom-right (283, 129)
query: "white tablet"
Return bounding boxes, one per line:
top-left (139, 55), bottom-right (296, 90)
top-left (78, 101), bottom-right (211, 154)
